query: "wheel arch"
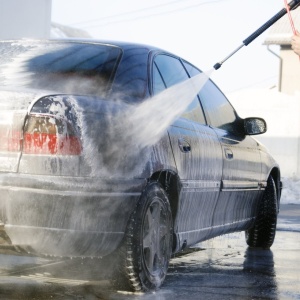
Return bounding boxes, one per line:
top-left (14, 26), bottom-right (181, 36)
top-left (150, 170), bottom-right (181, 250)
top-left (269, 167), bottom-right (282, 210)
top-left (150, 170), bottom-right (181, 221)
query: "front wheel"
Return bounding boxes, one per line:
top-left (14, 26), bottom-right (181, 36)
top-left (245, 176), bottom-right (278, 249)
top-left (113, 182), bottom-right (173, 291)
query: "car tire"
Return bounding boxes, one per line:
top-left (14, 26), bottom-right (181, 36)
top-left (112, 182), bottom-right (173, 292)
top-left (245, 176), bottom-right (278, 249)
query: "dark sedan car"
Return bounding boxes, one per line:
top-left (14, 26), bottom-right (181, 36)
top-left (0, 39), bottom-right (280, 291)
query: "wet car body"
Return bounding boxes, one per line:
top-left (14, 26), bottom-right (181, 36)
top-left (0, 39), bottom-right (281, 291)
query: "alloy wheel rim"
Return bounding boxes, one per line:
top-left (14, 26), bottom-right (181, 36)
top-left (142, 197), bottom-right (170, 276)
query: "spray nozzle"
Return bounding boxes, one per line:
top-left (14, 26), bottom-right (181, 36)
top-left (213, 63), bottom-right (222, 70)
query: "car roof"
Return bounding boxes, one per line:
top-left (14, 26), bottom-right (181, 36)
top-left (1, 38), bottom-right (193, 68)
top-left (50, 38), bottom-right (163, 51)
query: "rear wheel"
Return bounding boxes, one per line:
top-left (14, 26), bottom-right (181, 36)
top-left (245, 176), bottom-right (278, 249)
top-left (113, 182), bottom-right (173, 291)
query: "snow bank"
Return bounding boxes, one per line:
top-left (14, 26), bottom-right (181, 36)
top-left (281, 176), bottom-right (300, 204)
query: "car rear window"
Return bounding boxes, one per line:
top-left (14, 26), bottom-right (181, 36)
top-left (0, 41), bottom-right (122, 97)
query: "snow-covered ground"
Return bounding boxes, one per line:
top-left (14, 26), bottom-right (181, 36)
top-left (278, 177), bottom-right (300, 232)
top-left (281, 176), bottom-right (300, 205)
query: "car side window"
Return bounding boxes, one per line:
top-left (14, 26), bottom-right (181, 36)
top-left (153, 54), bottom-right (206, 124)
top-left (183, 60), bottom-right (200, 78)
top-left (182, 61), bottom-right (207, 124)
top-left (154, 54), bottom-right (188, 87)
top-left (199, 79), bottom-right (239, 133)
top-left (153, 63), bottom-right (166, 95)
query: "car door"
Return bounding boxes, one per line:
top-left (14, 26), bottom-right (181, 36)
top-left (152, 54), bottom-right (223, 247)
top-left (198, 79), bottom-right (264, 234)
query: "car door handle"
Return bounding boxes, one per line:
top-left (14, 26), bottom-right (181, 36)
top-left (224, 148), bottom-right (233, 159)
top-left (178, 138), bottom-right (191, 153)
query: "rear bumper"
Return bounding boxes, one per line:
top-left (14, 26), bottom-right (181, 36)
top-left (0, 173), bottom-right (146, 257)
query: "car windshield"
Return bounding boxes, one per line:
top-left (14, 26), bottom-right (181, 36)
top-left (0, 41), bottom-right (122, 97)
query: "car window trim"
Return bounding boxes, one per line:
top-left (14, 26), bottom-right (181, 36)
top-left (181, 58), bottom-right (208, 125)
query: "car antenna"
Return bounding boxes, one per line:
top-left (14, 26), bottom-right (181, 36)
top-left (213, 0), bottom-right (300, 70)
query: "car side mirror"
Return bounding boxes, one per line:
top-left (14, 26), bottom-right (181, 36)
top-left (244, 117), bottom-right (267, 135)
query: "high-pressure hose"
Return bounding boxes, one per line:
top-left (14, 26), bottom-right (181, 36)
top-left (213, 0), bottom-right (300, 70)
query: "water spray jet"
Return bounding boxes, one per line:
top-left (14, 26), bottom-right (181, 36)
top-left (213, 0), bottom-right (300, 70)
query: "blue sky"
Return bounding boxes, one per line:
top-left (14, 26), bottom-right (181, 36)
top-left (52, 0), bottom-right (290, 94)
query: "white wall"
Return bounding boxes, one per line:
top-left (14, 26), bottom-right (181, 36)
top-left (280, 48), bottom-right (300, 95)
top-left (228, 89), bottom-right (300, 178)
top-left (0, 0), bottom-right (52, 39)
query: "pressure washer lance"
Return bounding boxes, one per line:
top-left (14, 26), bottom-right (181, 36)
top-left (213, 0), bottom-right (300, 70)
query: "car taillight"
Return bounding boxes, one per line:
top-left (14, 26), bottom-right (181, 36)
top-left (23, 114), bottom-right (82, 155)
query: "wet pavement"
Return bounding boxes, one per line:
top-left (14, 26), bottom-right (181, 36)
top-left (0, 204), bottom-right (299, 300)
